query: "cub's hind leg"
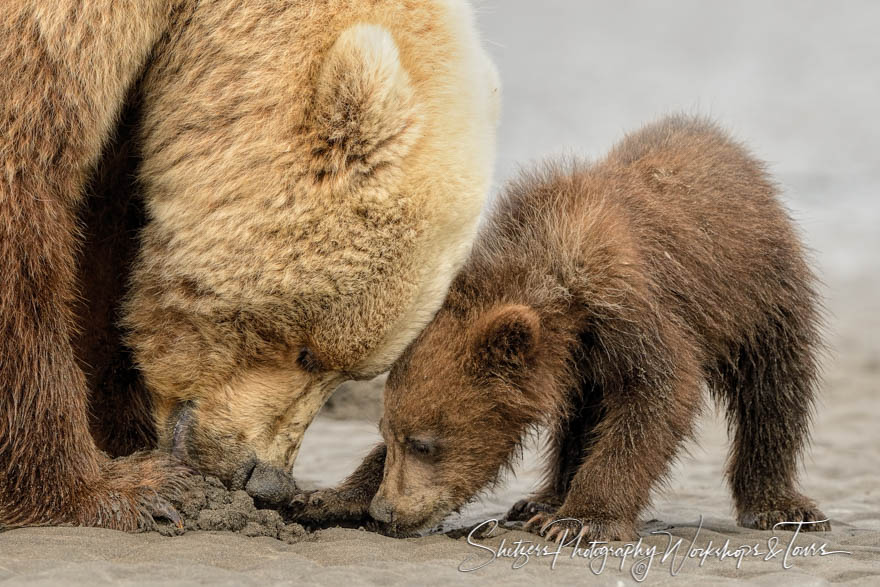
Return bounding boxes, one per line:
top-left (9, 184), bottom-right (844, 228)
top-left (715, 316), bottom-right (830, 532)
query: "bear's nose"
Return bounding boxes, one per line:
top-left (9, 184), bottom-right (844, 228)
top-left (167, 402), bottom-right (258, 490)
top-left (369, 495), bottom-right (395, 524)
top-left (246, 462), bottom-right (298, 507)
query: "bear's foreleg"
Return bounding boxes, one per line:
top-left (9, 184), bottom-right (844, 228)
top-left (0, 0), bottom-right (189, 530)
top-left (508, 380), bottom-right (605, 522)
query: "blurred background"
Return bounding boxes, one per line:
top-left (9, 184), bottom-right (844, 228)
top-left (478, 0), bottom-right (879, 326)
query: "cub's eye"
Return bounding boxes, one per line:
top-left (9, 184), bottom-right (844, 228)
top-left (296, 347), bottom-right (321, 373)
top-left (405, 437), bottom-right (438, 459)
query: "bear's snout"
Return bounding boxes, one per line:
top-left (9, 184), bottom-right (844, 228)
top-left (245, 462), bottom-right (299, 507)
top-left (369, 494), bottom-right (395, 524)
top-left (163, 401), bottom-right (260, 490)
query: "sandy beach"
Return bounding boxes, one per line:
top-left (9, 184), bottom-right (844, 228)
top-left (2, 1), bottom-right (878, 584)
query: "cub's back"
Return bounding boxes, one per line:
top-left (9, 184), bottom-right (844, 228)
top-left (479, 115), bottom-right (816, 351)
top-left (601, 115), bottom-right (816, 346)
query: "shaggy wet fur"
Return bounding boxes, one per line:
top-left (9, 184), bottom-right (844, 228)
top-left (285, 115), bottom-right (829, 540)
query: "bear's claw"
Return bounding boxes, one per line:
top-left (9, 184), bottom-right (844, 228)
top-left (142, 492), bottom-right (183, 529)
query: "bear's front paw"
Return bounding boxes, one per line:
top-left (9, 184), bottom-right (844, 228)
top-left (524, 510), bottom-right (638, 544)
top-left (74, 451), bottom-right (191, 531)
top-left (284, 488), bottom-right (373, 529)
top-left (506, 498), bottom-right (559, 522)
top-left (738, 494), bottom-right (831, 532)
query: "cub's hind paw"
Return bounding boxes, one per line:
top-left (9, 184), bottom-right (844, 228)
top-left (739, 502), bottom-right (831, 532)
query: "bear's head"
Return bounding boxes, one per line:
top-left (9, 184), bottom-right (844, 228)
top-left (123, 1), bottom-right (500, 487)
top-left (370, 303), bottom-right (554, 534)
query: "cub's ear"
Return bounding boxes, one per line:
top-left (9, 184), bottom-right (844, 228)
top-left (309, 24), bottom-right (422, 188)
top-left (471, 305), bottom-right (541, 373)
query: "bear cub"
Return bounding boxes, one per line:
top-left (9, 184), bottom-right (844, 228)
top-left (276, 114), bottom-right (830, 541)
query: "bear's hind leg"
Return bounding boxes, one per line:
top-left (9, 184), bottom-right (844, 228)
top-left (716, 316), bottom-right (830, 532)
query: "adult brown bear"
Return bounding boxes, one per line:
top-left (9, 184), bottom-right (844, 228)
top-left (0, 0), bottom-right (499, 530)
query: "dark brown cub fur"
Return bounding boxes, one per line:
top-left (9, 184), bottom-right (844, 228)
top-left (283, 114), bottom-right (829, 540)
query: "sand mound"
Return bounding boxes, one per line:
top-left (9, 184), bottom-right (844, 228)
top-left (154, 475), bottom-right (310, 544)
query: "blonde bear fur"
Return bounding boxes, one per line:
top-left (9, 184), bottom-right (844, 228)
top-left (0, 0), bottom-right (497, 529)
top-left (122, 1), bottom-right (500, 486)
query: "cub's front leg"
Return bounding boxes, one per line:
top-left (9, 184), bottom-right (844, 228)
top-left (527, 352), bottom-right (702, 543)
top-left (248, 444), bottom-right (386, 528)
top-left (508, 383), bottom-right (604, 523)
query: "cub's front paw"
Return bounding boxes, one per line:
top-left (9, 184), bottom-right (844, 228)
top-left (285, 488), bottom-right (372, 529)
top-left (524, 510), bottom-right (638, 544)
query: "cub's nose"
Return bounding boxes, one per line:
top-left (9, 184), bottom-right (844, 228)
top-left (369, 495), bottom-right (395, 524)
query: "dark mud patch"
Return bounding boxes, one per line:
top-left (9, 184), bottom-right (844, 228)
top-left (154, 475), bottom-right (311, 544)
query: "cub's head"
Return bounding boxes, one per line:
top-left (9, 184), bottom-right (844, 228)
top-left (126, 2), bottom-right (500, 488)
top-left (369, 304), bottom-right (550, 534)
